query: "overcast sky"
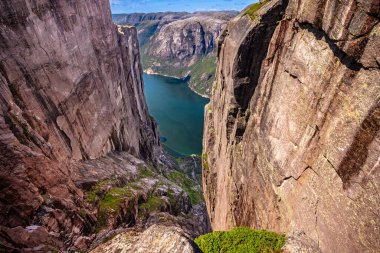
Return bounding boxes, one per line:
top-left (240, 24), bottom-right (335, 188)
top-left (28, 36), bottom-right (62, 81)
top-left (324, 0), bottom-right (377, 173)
top-left (110, 0), bottom-right (256, 13)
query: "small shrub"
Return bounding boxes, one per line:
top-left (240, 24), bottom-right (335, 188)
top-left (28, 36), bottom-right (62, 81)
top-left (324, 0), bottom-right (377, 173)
top-left (139, 196), bottom-right (164, 216)
top-left (86, 180), bottom-right (114, 204)
top-left (137, 164), bottom-right (154, 178)
top-left (168, 171), bottom-right (203, 205)
top-left (96, 185), bottom-right (133, 231)
top-left (194, 227), bottom-right (286, 253)
top-left (243, 0), bottom-right (270, 20)
top-left (202, 153), bottom-right (209, 172)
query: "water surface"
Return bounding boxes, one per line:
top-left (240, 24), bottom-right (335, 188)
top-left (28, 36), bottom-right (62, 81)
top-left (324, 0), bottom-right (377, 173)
top-left (143, 74), bottom-right (209, 155)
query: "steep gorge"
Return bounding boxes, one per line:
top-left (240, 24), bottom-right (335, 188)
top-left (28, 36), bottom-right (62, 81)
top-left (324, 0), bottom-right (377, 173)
top-left (203, 0), bottom-right (380, 252)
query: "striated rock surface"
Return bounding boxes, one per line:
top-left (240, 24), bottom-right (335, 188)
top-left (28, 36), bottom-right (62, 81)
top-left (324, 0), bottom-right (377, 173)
top-left (114, 11), bottom-right (238, 96)
top-left (0, 0), bottom-right (209, 252)
top-left (90, 225), bottom-right (201, 253)
top-left (203, 0), bottom-right (380, 252)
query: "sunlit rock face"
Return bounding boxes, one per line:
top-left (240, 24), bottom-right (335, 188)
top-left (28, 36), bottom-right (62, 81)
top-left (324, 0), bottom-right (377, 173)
top-left (203, 0), bottom-right (380, 252)
top-left (90, 225), bottom-right (202, 253)
top-left (0, 0), bottom-right (163, 251)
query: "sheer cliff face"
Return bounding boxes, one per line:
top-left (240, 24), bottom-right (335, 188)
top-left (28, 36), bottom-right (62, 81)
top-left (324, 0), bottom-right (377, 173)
top-left (0, 0), bottom-right (158, 162)
top-left (0, 0), bottom-right (159, 249)
top-left (146, 17), bottom-right (224, 64)
top-left (203, 0), bottom-right (380, 252)
top-left (141, 14), bottom-right (235, 96)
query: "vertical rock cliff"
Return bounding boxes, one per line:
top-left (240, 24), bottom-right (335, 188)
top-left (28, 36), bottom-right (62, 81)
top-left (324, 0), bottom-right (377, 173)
top-left (203, 0), bottom-right (379, 252)
top-left (0, 0), bottom-right (166, 251)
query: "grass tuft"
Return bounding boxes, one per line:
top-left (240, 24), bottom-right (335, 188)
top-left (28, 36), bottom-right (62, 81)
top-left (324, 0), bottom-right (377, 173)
top-left (139, 196), bottom-right (165, 216)
top-left (168, 171), bottom-right (203, 205)
top-left (202, 153), bottom-right (209, 172)
top-left (243, 0), bottom-right (271, 20)
top-left (195, 227), bottom-right (286, 253)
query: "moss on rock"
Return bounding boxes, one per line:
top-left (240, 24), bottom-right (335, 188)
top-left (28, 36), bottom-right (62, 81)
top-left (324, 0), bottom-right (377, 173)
top-left (195, 227), bottom-right (286, 253)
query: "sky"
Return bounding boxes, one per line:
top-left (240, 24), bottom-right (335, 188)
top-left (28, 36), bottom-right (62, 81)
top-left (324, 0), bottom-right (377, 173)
top-left (110, 0), bottom-right (257, 14)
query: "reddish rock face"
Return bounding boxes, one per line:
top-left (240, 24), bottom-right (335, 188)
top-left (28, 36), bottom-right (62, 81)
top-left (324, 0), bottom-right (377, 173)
top-left (0, 0), bottom-right (160, 251)
top-left (203, 0), bottom-right (380, 252)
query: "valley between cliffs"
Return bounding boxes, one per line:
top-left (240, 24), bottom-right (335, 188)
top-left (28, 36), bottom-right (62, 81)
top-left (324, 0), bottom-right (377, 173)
top-left (0, 0), bottom-right (379, 252)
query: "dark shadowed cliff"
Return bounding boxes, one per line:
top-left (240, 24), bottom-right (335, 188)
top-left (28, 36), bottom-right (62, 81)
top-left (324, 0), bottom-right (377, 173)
top-left (203, 0), bottom-right (380, 252)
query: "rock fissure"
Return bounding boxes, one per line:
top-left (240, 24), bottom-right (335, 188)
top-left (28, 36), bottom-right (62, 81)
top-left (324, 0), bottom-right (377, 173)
top-left (279, 166), bottom-right (319, 187)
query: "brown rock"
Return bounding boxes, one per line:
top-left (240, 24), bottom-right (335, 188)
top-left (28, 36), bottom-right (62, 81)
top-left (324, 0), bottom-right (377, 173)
top-left (0, 0), bottom-right (160, 251)
top-left (74, 236), bottom-right (92, 251)
top-left (203, 0), bottom-right (380, 252)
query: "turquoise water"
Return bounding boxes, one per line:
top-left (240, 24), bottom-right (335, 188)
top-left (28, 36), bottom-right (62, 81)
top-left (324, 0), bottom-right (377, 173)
top-left (143, 74), bottom-right (209, 155)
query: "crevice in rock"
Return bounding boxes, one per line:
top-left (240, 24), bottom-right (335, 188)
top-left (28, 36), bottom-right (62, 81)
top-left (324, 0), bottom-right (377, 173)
top-left (284, 68), bottom-right (305, 85)
top-left (279, 166), bottom-right (319, 187)
top-left (315, 198), bottom-right (319, 248)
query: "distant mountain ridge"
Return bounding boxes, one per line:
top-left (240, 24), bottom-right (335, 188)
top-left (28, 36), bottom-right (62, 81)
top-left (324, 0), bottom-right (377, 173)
top-left (112, 11), bottom-right (239, 97)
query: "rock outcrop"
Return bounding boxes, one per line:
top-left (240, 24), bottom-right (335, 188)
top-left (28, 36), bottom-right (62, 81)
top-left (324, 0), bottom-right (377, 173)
top-left (114, 12), bottom-right (238, 96)
top-left (90, 225), bottom-right (202, 253)
top-left (0, 0), bottom-right (208, 251)
top-left (203, 0), bottom-right (380, 252)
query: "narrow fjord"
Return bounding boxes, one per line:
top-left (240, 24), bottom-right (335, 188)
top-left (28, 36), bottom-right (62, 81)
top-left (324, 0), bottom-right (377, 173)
top-left (144, 74), bottom-right (209, 155)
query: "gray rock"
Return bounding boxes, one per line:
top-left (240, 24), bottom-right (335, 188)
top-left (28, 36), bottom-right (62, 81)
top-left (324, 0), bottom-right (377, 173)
top-left (90, 225), bottom-right (201, 253)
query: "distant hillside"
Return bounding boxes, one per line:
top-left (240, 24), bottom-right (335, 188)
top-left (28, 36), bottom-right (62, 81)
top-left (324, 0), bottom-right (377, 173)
top-left (112, 11), bottom-right (238, 97)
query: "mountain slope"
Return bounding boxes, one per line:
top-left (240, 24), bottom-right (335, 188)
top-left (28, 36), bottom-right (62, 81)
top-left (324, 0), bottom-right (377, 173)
top-left (113, 11), bottom-right (238, 97)
top-left (203, 0), bottom-right (380, 252)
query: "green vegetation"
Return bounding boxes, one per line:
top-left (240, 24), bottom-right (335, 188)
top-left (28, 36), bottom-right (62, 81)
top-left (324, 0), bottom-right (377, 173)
top-left (166, 187), bottom-right (176, 207)
top-left (79, 209), bottom-right (86, 218)
top-left (96, 185), bottom-right (134, 231)
top-left (137, 164), bottom-right (154, 178)
top-left (168, 170), bottom-right (203, 205)
top-left (243, 0), bottom-right (270, 20)
top-left (141, 52), bottom-right (216, 97)
top-left (202, 153), bottom-right (209, 172)
top-left (86, 179), bottom-right (114, 204)
top-left (139, 196), bottom-right (165, 216)
top-left (187, 56), bottom-right (216, 95)
top-left (195, 227), bottom-right (286, 253)
top-left (87, 164), bottom-right (158, 231)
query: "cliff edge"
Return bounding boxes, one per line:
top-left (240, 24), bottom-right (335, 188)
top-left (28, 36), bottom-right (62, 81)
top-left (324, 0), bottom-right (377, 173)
top-left (203, 0), bottom-right (379, 252)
